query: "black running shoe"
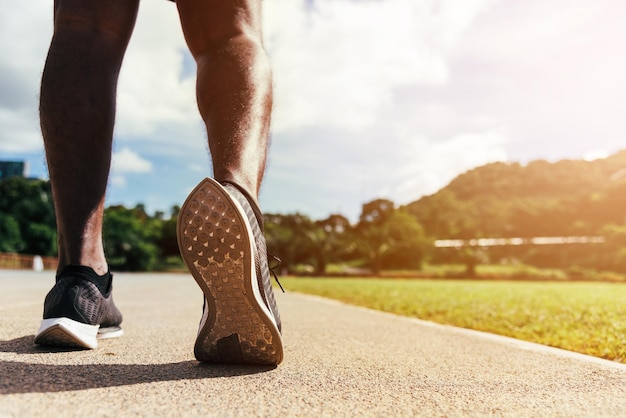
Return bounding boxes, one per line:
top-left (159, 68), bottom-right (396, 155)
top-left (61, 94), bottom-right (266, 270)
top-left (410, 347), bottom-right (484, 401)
top-left (177, 177), bottom-right (283, 365)
top-left (34, 265), bottom-right (123, 349)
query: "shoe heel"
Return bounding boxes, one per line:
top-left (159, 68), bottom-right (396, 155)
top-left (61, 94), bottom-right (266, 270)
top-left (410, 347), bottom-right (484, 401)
top-left (35, 317), bottom-right (99, 349)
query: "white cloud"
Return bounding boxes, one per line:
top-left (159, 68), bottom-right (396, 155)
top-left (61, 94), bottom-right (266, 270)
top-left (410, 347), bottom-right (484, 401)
top-left (262, 0), bottom-right (506, 219)
top-left (0, 1), bottom-right (204, 155)
top-left (3, 0), bottom-right (626, 221)
top-left (110, 175), bottom-right (127, 189)
top-left (109, 147), bottom-right (153, 192)
top-left (264, 0), bottom-right (495, 134)
top-left (0, 107), bottom-right (43, 153)
top-left (116, 1), bottom-right (199, 140)
top-left (188, 164), bottom-right (206, 173)
top-left (583, 150), bottom-right (610, 162)
top-left (0, 0), bottom-right (51, 153)
top-left (112, 147), bottom-right (153, 173)
top-left (450, 0), bottom-right (626, 162)
top-left (392, 127), bottom-right (509, 200)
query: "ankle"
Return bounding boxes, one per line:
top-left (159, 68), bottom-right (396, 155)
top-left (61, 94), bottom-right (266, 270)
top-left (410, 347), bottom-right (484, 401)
top-left (57, 260), bottom-right (109, 276)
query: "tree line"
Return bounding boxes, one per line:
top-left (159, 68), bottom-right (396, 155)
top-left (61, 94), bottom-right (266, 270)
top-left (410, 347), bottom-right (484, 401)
top-left (0, 177), bottom-right (428, 273)
top-left (403, 150), bottom-right (626, 273)
top-left (0, 177), bottom-right (180, 271)
top-left (3, 149), bottom-right (626, 275)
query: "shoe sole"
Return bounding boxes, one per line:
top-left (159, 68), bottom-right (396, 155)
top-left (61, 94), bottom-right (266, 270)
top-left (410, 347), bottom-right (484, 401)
top-left (34, 317), bottom-right (123, 349)
top-left (177, 177), bottom-right (283, 365)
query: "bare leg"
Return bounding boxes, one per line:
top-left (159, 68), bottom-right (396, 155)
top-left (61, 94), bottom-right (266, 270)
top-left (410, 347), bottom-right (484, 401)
top-left (40, 0), bottom-right (139, 275)
top-left (175, 0), bottom-right (283, 365)
top-left (176, 0), bottom-right (273, 199)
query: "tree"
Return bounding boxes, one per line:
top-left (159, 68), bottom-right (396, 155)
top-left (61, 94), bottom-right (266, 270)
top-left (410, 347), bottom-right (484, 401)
top-left (157, 205), bottom-right (182, 259)
top-left (264, 213), bottom-right (311, 272)
top-left (359, 199), bottom-right (394, 224)
top-left (382, 210), bottom-right (430, 271)
top-left (404, 152), bottom-right (626, 241)
top-left (0, 177), bottom-right (56, 256)
top-left (0, 212), bottom-right (23, 252)
top-left (103, 205), bottom-right (162, 271)
top-left (355, 200), bottom-right (430, 274)
top-left (405, 190), bottom-right (478, 239)
top-left (597, 223), bottom-right (626, 273)
top-left (307, 214), bottom-right (353, 275)
top-left (355, 200), bottom-right (395, 274)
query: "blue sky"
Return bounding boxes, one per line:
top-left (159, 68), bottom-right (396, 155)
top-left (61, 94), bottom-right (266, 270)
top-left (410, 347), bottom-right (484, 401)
top-left (2, 0), bottom-right (626, 222)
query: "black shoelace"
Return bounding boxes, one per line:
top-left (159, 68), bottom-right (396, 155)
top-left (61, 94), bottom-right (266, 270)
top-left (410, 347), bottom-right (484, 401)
top-left (268, 254), bottom-right (285, 293)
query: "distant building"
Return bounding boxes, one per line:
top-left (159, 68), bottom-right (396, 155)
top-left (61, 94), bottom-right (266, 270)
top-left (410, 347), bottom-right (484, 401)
top-left (0, 161), bottom-right (28, 181)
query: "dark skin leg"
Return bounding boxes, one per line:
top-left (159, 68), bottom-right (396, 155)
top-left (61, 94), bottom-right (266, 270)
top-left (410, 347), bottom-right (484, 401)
top-left (41, 0), bottom-right (271, 274)
top-left (176, 0), bottom-right (273, 201)
top-left (40, 0), bottom-right (139, 275)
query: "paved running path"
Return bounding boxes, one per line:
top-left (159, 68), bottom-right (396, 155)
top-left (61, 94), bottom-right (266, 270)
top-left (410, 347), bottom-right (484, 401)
top-left (0, 270), bottom-right (625, 417)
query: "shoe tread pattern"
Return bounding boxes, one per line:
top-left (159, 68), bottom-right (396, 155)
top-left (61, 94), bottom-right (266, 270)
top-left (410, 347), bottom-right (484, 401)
top-left (178, 178), bottom-right (283, 365)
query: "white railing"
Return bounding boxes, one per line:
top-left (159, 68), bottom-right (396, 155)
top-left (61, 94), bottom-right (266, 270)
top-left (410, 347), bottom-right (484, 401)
top-left (0, 253), bottom-right (58, 271)
top-left (435, 236), bottom-right (606, 248)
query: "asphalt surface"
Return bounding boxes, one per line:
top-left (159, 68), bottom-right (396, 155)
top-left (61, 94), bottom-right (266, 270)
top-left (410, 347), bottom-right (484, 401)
top-left (0, 270), bottom-right (625, 417)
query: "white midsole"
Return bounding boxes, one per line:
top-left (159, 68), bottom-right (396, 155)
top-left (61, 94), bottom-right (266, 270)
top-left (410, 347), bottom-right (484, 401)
top-left (37, 317), bottom-right (100, 349)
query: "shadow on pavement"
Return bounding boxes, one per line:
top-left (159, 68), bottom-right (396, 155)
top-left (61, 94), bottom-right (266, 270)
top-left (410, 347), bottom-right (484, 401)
top-left (1, 335), bottom-right (85, 354)
top-left (0, 336), bottom-right (276, 394)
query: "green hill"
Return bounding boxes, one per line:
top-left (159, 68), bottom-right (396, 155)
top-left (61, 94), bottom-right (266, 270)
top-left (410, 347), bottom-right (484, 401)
top-left (404, 150), bottom-right (626, 239)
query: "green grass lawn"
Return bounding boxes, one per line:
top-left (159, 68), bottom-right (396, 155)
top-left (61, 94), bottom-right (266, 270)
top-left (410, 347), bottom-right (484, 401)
top-left (282, 277), bottom-right (626, 363)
